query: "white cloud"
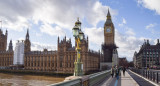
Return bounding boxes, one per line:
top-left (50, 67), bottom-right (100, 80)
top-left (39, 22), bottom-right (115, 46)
top-left (35, 33), bottom-right (42, 37)
top-left (84, 27), bottom-right (103, 45)
top-left (122, 18), bottom-right (127, 24)
top-left (9, 40), bottom-right (57, 51)
top-left (40, 23), bottom-right (65, 37)
top-left (125, 28), bottom-right (135, 36)
top-left (137, 0), bottom-right (160, 15)
top-left (2, 0), bottom-right (148, 61)
top-left (145, 23), bottom-right (160, 34)
top-left (115, 30), bottom-right (145, 60)
top-left (119, 18), bottom-right (127, 27)
top-left (31, 0), bottom-right (117, 29)
top-left (0, 16), bottom-right (30, 31)
top-left (118, 18), bottom-right (135, 36)
top-left (145, 23), bottom-right (156, 29)
top-left (0, 0), bottom-right (117, 33)
top-left (31, 42), bottom-right (57, 51)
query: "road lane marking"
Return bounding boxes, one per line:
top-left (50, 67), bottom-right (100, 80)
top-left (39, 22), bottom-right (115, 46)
top-left (114, 79), bottom-right (118, 86)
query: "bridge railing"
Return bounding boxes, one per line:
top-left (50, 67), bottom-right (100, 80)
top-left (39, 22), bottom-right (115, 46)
top-left (49, 77), bottom-right (81, 86)
top-left (48, 70), bottom-right (110, 86)
top-left (130, 68), bottom-right (160, 85)
top-left (88, 70), bottom-right (110, 86)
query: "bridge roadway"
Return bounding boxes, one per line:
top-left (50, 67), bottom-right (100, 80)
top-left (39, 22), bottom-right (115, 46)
top-left (99, 70), bottom-right (155, 86)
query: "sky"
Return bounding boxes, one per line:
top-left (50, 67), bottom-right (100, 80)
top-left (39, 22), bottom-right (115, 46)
top-left (0, 0), bottom-right (160, 61)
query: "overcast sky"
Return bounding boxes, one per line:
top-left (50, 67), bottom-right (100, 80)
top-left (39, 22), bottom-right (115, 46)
top-left (0, 0), bottom-right (160, 61)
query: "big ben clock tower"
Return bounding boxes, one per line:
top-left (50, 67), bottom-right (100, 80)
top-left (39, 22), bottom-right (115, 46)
top-left (102, 9), bottom-right (117, 63)
top-left (104, 9), bottom-right (114, 45)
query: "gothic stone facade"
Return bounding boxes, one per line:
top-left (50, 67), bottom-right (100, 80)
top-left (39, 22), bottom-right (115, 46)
top-left (24, 22), bottom-right (100, 74)
top-left (0, 29), bottom-right (13, 68)
top-left (0, 24), bottom-right (100, 74)
top-left (24, 36), bottom-right (100, 74)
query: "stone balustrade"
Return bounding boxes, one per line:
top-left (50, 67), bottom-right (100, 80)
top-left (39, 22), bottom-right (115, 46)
top-left (48, 70), bottom-right (110, 86)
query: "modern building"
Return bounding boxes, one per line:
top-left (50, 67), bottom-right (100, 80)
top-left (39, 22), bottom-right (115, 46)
top-left (13, 40), bottom-right (25, 65)
top-left (135, 39), bottom-right (160, 68)
top-left (100, 9), bottom-right (118, 70)
top-left (0, 29), bottom-right (13, 68)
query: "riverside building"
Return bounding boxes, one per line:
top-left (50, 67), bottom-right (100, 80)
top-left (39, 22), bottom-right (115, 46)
top-left (0, 29), bottom-right (13, 69)
top-left (24, 20), bottom-right (100, 74)
top-left (134, 39), bottom-right (160, 68)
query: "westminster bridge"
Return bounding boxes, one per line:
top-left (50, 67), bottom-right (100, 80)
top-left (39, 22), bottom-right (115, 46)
top-left (49, 69), bottom-right (160, 86)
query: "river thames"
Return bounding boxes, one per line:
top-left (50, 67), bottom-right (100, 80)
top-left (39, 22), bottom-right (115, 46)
top-left (0, 73), bottom-right (64, 86)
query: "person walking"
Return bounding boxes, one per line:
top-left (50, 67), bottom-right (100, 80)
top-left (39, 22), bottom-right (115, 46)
top-left (123, 66), bottom-right (126, 76)
top-left (111, 67), bottom-right (114, 78)
top-left (115, 66), bottom-right (119, 79)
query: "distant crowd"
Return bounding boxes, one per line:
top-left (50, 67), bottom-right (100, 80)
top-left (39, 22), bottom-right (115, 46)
top-left (110, 66), bottom-right (126, 79)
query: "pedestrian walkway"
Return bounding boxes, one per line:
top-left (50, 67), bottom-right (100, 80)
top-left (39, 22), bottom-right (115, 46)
top-left (100, 70), bottom-right (138, 86)
top-left (100, 75), bottom-right (121, 86)
top-left (121, 71), bottom-right (139, 86)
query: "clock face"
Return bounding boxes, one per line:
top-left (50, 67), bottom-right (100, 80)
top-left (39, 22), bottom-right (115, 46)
top-left (106, 27), bottom-right (111, 32)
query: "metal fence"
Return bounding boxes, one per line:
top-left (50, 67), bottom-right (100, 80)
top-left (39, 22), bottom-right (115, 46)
top-left (48, 70), bottom-right (110, 86)
top-left (130, 68), bottom-right (160, 85)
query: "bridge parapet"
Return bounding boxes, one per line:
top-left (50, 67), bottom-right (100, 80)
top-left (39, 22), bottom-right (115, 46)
top-left (48, 70), bottom-right (110, 86)
top-left (130, 68), bottom-right (160, 85)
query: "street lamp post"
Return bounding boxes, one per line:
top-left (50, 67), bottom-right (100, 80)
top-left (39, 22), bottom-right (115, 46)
top-left (72, 18), bottom-right (84, 76)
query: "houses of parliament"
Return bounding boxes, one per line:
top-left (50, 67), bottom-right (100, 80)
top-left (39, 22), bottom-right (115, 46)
top-left (0, 10), bottom-right (117, 74)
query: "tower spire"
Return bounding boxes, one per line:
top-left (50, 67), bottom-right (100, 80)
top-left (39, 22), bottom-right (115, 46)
top-left (26, 28), bottom-right (29, 39)
top-left (107, 8), bottom-right (111, 20)
top-left (8, 39), bottom-right (13, 51)
top-left (58, 36), bottom-right (59, 43)
top-left (24, 28), bottom-right (31, 52)
top-left (5, 29), bottom-right (8, 36)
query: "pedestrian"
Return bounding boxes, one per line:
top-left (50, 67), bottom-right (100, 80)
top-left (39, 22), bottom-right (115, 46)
top-left (147, 67), bottom-right (149, 71)
top-left (115, 66), bottom-right (119, 79)
top-left (123, 67), bottom-right (126, 76)
top-left (111, 67), bottom-right (114, 78)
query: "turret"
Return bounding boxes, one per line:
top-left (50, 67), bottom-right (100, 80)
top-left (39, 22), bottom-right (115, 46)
top-left (65, 35), bottom-right (66, 41)
top-left (147, 40), bottom-right (150, 45)
top-left (5, 29), bottom-right (8, 36)
top-left (26, 29), bottom-right (29, 39)
top-left (157, 39), bottom-right (160, 45)
top-left (0, 29), bottom-right (2, 34)
top-left (144, 39), bottom-right (146, 45)
top-left (8, 40), bottom-right (13, 51)
top-left (147, 40), bottom-right (149, 44)
top-left (69, 38), bottom-right (71, 43)
top-left (58, 36), bottom-right (59, 43)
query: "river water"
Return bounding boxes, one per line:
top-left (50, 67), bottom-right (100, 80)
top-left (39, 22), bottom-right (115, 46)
top-left (0, 73), bottom-right (64, 86)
